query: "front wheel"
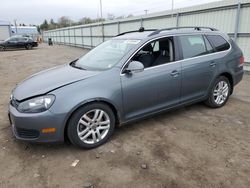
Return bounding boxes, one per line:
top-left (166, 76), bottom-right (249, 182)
top-left (0, 46), bottom-right (5, 51)
top-left (67, 103), bottom-right (115, 149)
top-left (205, 76), bottom-right (231, 108)
top-left (25, 44), bottom-right (32, 50)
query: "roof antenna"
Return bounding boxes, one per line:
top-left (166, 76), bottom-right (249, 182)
top-left (139, 27), bottom-right (145, 32)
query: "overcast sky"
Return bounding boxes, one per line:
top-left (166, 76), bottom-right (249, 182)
top-left (1, 0), bottom-right (221, 25)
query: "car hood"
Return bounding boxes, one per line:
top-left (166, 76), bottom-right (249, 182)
top-left (13, 64), bottom-right (99, 101)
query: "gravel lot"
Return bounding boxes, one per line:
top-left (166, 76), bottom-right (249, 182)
top-left (0, 44), bottom-right (249, 188)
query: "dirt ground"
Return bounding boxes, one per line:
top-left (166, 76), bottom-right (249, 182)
top-left (0, 44), bottom-right (249, 188)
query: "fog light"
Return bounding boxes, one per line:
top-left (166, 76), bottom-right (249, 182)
top-left (42, 128), bottom-right (56, 133)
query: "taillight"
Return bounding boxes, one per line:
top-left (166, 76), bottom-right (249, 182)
top-left (239, 56), bottom-right (244, 66)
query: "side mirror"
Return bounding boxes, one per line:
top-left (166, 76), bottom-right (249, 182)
top-left (124, 61), bottom-right (144, 74)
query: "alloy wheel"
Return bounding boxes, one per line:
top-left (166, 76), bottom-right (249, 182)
top-left (77, 109), bottom-right (110, 144)
top-left (213, 81), bottom-right (229, 105)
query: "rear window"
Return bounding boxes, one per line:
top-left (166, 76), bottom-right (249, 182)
top-left (206, 35), bottom-right (230, 52)
top-left (178, 35), bottom-right (208, 59)
top-left (18, 37), bottom-right (28, 42)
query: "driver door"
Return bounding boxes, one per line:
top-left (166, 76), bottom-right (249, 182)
top-left (121, 37), bottom-right (181, 121)
top-left (6, 38), bottom-right (18, 48)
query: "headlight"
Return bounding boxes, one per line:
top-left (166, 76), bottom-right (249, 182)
top-left (17, 95), bottom-right (55, 113)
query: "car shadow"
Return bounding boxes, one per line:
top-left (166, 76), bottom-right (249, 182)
top-left (14, 102), bottom-right (206, 152)
top-left (114, 103), bottom-right (204, 136)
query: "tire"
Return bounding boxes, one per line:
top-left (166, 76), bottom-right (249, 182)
top-left (0, 46), bottom-right (5, 51)
top-left (67, 103), bottom-right (115, 149)
top-left (205, 76), bottom-right (231, 108)
top-left (26, 44), bottom-right (32, 50)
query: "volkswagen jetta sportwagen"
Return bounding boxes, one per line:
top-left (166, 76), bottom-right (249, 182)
top-left (9, 27), bottom-right (244, 148)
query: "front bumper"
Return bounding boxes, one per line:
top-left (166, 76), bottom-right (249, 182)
top-left (8, 105), bottom-right (66, 143)
top-left (33, 43), bottom-right (38, 47)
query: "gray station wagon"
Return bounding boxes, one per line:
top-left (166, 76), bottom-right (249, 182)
top-left (9, 26), bottom-right (244, 148)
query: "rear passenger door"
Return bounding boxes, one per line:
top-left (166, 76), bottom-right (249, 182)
top-left (178, 34), bottom-right (216, 103)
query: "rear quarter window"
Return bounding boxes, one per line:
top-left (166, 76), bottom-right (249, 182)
top-left (178, 35), bottom-right (208, 59)
top-left (206, 35), bottom-right (230, 52)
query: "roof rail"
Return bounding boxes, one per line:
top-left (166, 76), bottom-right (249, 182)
top-left (148, 26), bottom-right (218, 37)
top-left (117, 27), bottom-right (157, 36)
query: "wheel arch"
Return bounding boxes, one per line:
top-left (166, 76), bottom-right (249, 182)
top-left (63, 99), bottom-right (121, 141)
top-left (219, 72), bottom-right (234, 94)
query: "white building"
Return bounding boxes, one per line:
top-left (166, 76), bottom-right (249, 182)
top-left (0, 20), bottom-right (11, 41)
top-left (11, 26), bottom-right (38, 35)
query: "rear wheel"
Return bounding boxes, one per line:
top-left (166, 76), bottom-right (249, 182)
top-left (25, 44), bottom-right (32, 50)
top-left (205, 76), bottom-right (231, 108)
top-left (67, 103), bottom-right (115, 149)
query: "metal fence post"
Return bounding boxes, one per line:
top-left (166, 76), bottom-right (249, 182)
top-left (81, 27), bottom-right (84, 48)
top-left (140, 17), bottom-right (143, 27)
top-left (74, 28), bottom-right (76, 46)
top-left (59, 30), bottom-right (61, 44)
top-left (63, 29), bottom-right (66, 45)
top-left (102, 23), bottom-right (105, 42)
top-left (90, 26), bottom-right (93, 48)
top-left (176, 12), bottom-right (179, 28)
top-left (56, 31), bottom-right (58, 44)
top-left (234, 2), bottom-right (241, 41)
top-left (68, 29), bottom-right (70, 45)
top-left (117, 21), bottom-right (120, 34)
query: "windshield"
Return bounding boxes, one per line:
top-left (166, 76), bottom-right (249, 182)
top-left (4, 37), bottom-right (12, 42)
top-left (74, 39), bottom-right (140, 70)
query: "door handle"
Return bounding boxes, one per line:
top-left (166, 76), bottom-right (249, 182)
top-left (210, 62), bottom-right (216, 67)
top-left (171, 70), bottom-right (179, 77)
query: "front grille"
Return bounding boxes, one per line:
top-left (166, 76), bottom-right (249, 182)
top-left (16, 127), bottom-right (39, 139)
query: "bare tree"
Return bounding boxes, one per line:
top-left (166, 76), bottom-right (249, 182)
top-left (58, 16), bottom-right (72, 27)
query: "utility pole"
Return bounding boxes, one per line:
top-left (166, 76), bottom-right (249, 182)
top-left (171, 0), bottom-right (174, 26)
top-left (99, 0), bottom-right (104, 42)
top-left (14, 19), bottom-right (18, 34)
top-left (100, 0), bottom-right (103, 21)
top-left (144, 10), bottom-right (149, 15)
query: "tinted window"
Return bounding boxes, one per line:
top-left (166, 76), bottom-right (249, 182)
top-left (179, 35), bottom-right (207, 59)
top-left (18, 37), bottom-right (28, 42)
top-left (206, 35), bottom-right (230, 52)
top-left (204, 36), bottom-right (213, 53)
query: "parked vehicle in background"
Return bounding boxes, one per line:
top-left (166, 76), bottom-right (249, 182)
top-left (0, 35), bottom-right (38, 51)
top-left (9, 27), bottom-right (244, 149)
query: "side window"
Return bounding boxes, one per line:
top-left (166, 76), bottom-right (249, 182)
top-left (178, 35), bottom-right (207, 59)
top-left (204, 36), bottom-right (213, 53)
top-left (8, 38), bottom-right (17, 42)
top-left (18, 38), bottom-right (27, 42)
top-left (131, 37), bottom-right (174, 68)
top-left (206, 35), bottom-right (230, 52)
top-left (153, 41), bottom-right (159, 52)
